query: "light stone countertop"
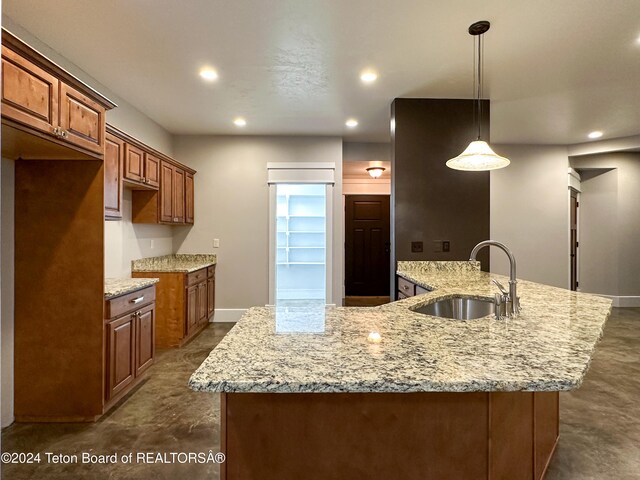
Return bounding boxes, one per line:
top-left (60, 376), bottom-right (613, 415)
top-left (131, 254), bottom-right (217, 273)
top-left (189, 261), bottom-right (611, 394)
top-left (104, 277), bottom-right (159, 299)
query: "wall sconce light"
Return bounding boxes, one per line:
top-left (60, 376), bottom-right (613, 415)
top-left (366, 166), bottom-right (386, 178)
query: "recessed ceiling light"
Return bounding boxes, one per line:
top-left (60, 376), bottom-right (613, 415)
top-left (345, 119), bottom-right (358, 128)
top-left (588, 131), bottom-right (603, 139)
top-left (233, 117), bottom-right (247, 127)
top-left (199, 67), bottom-right (219, 82)
top-left (360, 70), bottom-right (378, 84)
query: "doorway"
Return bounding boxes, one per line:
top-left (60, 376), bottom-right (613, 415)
top-left (570, 189), bottom-right (579, 291)
top-left (344, 195), bottom-right (390, 306)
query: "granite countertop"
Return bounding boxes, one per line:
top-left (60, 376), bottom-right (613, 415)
top-left (189, 261), bottom-right (611, 394)
top-left (104, 277), bottom-right (159, 299)
top-left (131, 254), bottom-right (217, 273)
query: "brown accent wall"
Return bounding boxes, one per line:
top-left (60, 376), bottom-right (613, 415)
top-left (391, 98), bottom-right (490, 279)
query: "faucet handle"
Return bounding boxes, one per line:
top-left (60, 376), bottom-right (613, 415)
top-left (491, 278), bottom-right (508, 296)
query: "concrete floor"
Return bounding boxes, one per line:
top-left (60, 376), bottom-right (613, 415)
top-left (2, 308), bottom-right (639, 479)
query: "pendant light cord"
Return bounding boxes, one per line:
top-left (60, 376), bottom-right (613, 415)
top-left (477, 32), bottom-right (483, 141)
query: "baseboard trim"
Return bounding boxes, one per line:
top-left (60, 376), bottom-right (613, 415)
top-left (599, 295), bottom-right (640, 308)
top-left (211, 308), bottom-right (247, 323)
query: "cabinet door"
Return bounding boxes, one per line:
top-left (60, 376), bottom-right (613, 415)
top-left (185, 172), bottom-right (194, 224)
top-left (159, 162), bottom-right (174, 222)
top-left (144, 153), bottom-right (160, 188)
top-left (207, 277), bottom-right (215, 317)
top-left (135, 304), bottom-right (155, 377)
top-left (173, 167), bottom-right (185, 223)
top-left (59, 83), bottom-right (105, 154)
top-left (106, 314), bottom-right (135, 400)
top-left (104, 133), bottom-right (123, 219)
top-left (124, 143), bottom-right (145, 183)
top-left (198, 281), bottom-right (208, 325)
top-left (186, 284), bottom-right (198, 336)
top-left (1, 46), bottom-right (59, 135)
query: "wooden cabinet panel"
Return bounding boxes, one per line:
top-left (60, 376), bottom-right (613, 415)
top-left (185, 172), bottom-right (194, 224)
top-left (58, 83), bottom-right (105, 154)
top-left (397, 276), bottom-right (416, 297)
top-left (173, 167), bottom-right (185, 223)
top-left (124, 143), bottom-right (145, 183)
top-left (145, 153), bottom-right (160, 188)
top-left (106, 314), bottom-right (135, 401)
top-left (159, 162), bottom-right (174, 222)
top-left (207, 277), bottom-right (215, 317)
top-left (135, 304), bottom-right (155, 377)
top-left (1, 45), bottom-right (59, 135)
top-left (105, 132), bottom-right (123, 219)
top-left (198, 281), bottom-right (208, 325)
top-left (186, 284), bottom-right (198, 337)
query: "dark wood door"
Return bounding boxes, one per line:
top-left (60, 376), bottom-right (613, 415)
top-left (159, 161), bottom-right (174, 223)
top-left (185, 172), bottom-right (195, 224)
top-left (104, 132), bottom-right (123, 219)
top-left (135, 304), bottom-right (155, 377)
top-left (570, 190), bottom-right (579, 291)
top-left (345, 195), bottom-right (390, 296)
top-left (124, 143), bottom-right (145, 183)
top-left (186, 284), bottom-right (198, 336)
top-left (106, 313), bottom-right (135, 401)
top-left (58, 83), bottom-right (105, 154)
top-left (144, 153), bottom-right (160, 188)
top-left (173, 167), bottom-right (185, 223)
top-left (1, 45), bottom-right (59, 135)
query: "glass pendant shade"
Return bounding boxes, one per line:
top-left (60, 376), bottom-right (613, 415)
top-left (446, 140), bottom-right (510, 171)
top-left (366, 167), bottom-right (385, 178)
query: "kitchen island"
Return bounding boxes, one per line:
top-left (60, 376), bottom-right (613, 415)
top-left (190, 261), bottom-right (611, 480)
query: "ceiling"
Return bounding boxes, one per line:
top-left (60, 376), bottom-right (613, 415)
top-left (3, 0), bottom-right (639, 144)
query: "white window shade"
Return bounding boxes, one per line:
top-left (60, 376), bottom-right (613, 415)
top-left (267, 162), bottom-right (335, 184)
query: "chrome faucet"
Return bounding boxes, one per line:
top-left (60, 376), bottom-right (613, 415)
top-left (469, 240), bottom-right (521, 318)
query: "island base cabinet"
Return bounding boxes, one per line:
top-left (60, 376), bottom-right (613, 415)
top-left (220, 391), bottom-right (559, 480)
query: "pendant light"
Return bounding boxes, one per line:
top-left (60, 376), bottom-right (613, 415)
top-left (446, 21), bottom-right (510, 171)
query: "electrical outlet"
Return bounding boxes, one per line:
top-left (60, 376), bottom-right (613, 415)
top-left (411, 241), bottom-right (423, 253)
top-left (433, 240), bottom-right (442, 253)
top-left (442, 241), bottom-right (450, 252)
top-left (213, 238), bottom-right (220, 248)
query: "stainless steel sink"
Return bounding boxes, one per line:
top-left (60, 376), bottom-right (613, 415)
top-left (412, 296), bottom-right (494, 320)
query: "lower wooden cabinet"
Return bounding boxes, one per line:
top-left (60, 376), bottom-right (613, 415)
top-left (104, 286), bottom-right (156, 408)
top-left (133, 265), bottom-right (215, 348)
top-left (396, 275), bottom-right (430, 299)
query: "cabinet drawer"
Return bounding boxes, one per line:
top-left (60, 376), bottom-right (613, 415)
top-left (187, 268), bottom-right (207, 286)
top-left (397, 291), bottom-right (408, 300)
top-left (106, 286), bottom-right (156, 319)
top-left (416, 285), bottom-right (431, 295)
top-left (207, 265), bottom-right (215, 278)
top-left (397, 277), bottom-right (415, 297)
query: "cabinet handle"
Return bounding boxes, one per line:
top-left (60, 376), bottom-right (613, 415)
top-left (61, 130), bottom-right (68, 138)
top-left (130, 296), bottom-right (144, 304)
top-left (402, 285), bottom-right (409, 290)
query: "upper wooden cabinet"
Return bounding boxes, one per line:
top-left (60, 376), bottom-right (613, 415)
top-left (106, 124), bottom-right (195, 225)
top-left (1, 29), bottom-right (115, 160)
top-left (105, 132), bottom-right (124, 219)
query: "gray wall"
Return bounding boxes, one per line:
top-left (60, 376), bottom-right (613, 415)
top-left (571, 152), bottom-right (640, 297)
top-left (1, 158), bottom-right (15, 428)
top-left (343, 142), bottom-right (390, 163)
top-left (391, 98), bottom-right (490, 273)
top-left (172, 135), bottom-right (343, 316)
top-left (490, 145), bottom-right (570, 288)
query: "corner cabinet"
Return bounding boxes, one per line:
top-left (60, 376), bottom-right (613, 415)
top-left (1, 29), bottom-right (115, 161)
top-left (132, 265), bottom-right (215, 348)
top-left (105, 124), bottom-right (195, 224)
top-left (397, 275), bottom-right (431, 300)
top-left (104, 286), bottom-right (156, 409)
